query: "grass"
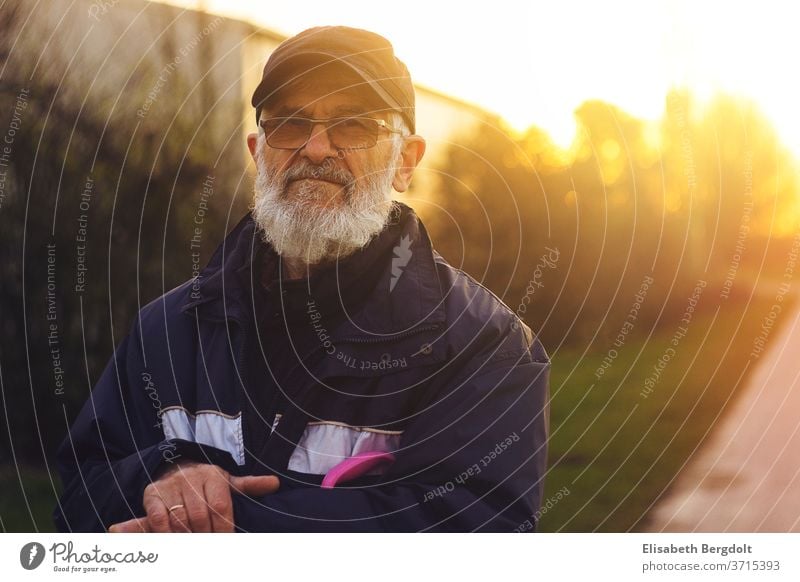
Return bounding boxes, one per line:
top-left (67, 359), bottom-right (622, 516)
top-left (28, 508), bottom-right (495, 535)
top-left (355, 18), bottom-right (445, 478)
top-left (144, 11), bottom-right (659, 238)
top-left (0, 463), bottom-right (61, 532)
top-left (539, 291), bottom-right (798, 532)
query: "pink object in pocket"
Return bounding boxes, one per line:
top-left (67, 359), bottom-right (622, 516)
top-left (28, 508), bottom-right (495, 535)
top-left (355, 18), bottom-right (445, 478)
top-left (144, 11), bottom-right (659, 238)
top-left (321, 451), bottom-right (396, 489)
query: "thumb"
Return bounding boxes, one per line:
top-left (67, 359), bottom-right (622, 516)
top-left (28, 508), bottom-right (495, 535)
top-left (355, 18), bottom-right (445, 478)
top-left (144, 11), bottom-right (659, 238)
top-left (229, 474), bottom-right (280, 497)
top-left (109, 517), bottom-right (150, 533)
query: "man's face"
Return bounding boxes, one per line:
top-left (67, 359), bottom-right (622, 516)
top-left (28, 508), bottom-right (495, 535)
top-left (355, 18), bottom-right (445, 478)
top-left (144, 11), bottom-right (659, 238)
top-left (262, 83), bottom-right (401, 207)
top-left (248, 78), bottom-right (405, 266)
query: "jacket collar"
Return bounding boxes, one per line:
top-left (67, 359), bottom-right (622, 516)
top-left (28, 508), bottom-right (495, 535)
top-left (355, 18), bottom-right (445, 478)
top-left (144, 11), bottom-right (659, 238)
top-left (180, 202), bottom-right (446, 337)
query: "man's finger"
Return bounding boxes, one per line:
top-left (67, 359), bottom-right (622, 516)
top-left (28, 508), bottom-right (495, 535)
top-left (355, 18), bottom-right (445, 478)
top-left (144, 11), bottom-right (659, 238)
top-left (204, 479), bottom-right (235, 533)
top-left (166, 502), bottom-right (191, 533)
top-left (229, 474), bottom-right (280, 497)
top-left (142, 494), bottom-right (174, 533)
top-left (182, 485), bottom-right (213, 533)
top-left (109, 517), bottom-right (150, 533)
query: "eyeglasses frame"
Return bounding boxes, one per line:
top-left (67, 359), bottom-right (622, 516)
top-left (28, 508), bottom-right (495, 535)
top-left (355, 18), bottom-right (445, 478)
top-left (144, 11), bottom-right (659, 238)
top-left (258, 115), bottom-right (405, 151)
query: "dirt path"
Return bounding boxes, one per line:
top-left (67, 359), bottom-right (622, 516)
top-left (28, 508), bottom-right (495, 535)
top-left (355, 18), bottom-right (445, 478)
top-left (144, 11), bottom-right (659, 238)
top-left (645, 292), bottom-right (800, 532)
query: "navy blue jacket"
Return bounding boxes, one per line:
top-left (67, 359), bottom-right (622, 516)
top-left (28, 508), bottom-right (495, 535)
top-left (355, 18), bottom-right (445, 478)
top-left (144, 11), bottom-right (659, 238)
top-left (54, 202), bottom-right (550, 532)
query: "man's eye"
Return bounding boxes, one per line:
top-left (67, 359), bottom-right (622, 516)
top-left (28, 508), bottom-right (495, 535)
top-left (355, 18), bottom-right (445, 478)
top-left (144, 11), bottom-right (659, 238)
top-left (280, 118), bottom-right (310, 132)
top-left (335, 118), bottom-right (375, 138)
top-left (339, 118), bottom-right (372, 130)
top-left (263, 119), bottom-right (294, 132)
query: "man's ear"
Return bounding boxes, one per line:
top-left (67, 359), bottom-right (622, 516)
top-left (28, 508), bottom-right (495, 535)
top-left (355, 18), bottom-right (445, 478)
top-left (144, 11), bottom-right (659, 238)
top-left (392, 136), bottom-right (426, 193)
top-left (246, 132), bottom-right (258, 161)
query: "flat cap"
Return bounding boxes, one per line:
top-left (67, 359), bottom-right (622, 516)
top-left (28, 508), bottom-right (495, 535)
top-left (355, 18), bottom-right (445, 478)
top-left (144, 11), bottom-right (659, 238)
top-left (251, 26), bottom-right (415, 133)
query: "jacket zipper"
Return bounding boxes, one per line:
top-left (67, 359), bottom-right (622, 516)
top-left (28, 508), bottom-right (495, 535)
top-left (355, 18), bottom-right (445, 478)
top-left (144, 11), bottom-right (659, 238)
top-left (342, 323), bottom-right (441, 344)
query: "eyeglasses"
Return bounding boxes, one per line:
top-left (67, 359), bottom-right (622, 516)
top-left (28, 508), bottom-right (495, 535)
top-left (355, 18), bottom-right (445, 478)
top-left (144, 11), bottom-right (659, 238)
top-left (258, 116), bottom-right (404, 150)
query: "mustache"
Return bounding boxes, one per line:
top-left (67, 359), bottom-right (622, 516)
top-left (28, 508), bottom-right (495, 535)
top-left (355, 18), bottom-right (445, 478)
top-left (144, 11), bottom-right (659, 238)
top-left (282, 160), bottom-right (355, 187)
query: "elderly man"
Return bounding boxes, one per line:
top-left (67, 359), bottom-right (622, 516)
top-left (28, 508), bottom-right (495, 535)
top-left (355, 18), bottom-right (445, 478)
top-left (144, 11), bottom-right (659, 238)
top-left (54, 26), bottom-right (550, 533)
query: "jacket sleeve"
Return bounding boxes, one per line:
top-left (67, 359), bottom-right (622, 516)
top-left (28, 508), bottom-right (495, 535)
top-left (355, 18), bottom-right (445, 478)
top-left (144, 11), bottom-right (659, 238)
top-left (232, 339), bottom-right (550, 532)
top-left (53, 315), bottom-right (238, 532)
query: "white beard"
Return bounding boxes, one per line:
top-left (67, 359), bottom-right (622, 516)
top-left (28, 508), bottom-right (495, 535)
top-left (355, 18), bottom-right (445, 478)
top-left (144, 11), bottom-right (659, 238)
top-left (251, 137), bottom-right (400, 266)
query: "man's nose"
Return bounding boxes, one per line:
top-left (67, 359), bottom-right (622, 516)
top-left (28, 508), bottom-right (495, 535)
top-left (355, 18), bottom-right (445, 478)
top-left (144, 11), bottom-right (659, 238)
top-left (300, 122), bottom-right (338, 163)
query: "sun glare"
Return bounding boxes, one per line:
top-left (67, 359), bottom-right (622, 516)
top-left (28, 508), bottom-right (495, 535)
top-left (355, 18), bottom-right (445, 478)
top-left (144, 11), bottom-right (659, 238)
top-left (164, 0), bottom-right (799, 162)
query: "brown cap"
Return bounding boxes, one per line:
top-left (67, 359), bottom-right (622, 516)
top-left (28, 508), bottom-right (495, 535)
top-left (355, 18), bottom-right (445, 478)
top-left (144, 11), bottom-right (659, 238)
top-left (251, 26), bottom-right (415, 133)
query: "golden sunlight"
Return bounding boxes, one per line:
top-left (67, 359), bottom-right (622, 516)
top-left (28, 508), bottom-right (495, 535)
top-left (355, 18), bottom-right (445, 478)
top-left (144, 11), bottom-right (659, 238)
top-left (162, 0), bottom-right (800, 162)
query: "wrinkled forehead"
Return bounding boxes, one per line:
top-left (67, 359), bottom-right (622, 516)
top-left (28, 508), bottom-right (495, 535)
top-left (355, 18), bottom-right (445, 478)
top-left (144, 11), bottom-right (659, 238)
top-left (262, 61), bottom-right (390, 118)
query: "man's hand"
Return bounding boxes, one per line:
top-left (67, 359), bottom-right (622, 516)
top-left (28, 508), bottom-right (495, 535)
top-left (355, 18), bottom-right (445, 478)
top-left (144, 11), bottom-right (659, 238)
top-left (108, 460), bottom-right (279, 533)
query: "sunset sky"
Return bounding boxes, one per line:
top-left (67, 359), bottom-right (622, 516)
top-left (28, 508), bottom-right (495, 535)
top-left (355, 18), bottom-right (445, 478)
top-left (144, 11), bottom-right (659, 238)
top-left (163, 0), bottom-right (799, 157)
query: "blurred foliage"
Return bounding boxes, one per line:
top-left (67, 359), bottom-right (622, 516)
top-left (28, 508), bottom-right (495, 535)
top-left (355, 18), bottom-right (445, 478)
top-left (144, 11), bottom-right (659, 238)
top-left (423, 93), bottom-right (799, 352)
top-left (0, 0), bottom-right (250, 465)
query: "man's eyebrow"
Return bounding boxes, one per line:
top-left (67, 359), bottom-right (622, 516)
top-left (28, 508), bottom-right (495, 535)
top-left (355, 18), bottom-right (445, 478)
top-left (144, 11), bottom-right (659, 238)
top-left (268, 104), bottom-right (308, 117)
top-left (329, 105), bottom-right (373, 116)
